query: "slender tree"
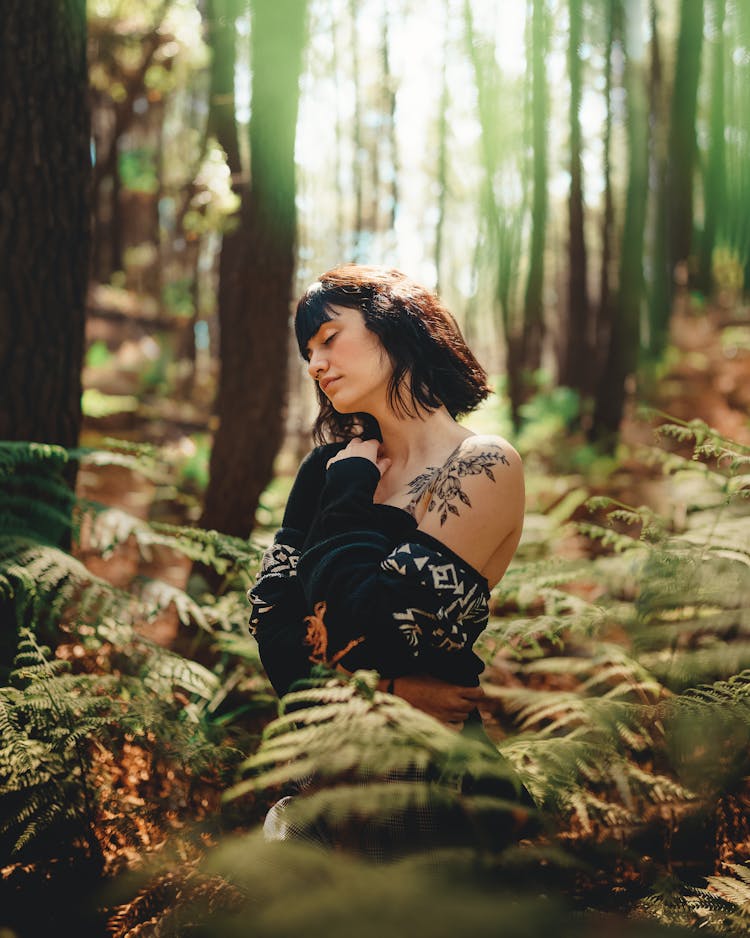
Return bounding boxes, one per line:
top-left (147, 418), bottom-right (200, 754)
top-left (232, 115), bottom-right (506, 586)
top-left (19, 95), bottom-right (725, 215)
top-left (646, 0), bottom-right (671, 359)
top-left (382, 6), bottom-right (398, 234)
top-left (698, 0), bottom-right (726, 294)
top-left (350, 0), bottom-right (364, 257)
top-left (594, 0), bottom-right (617, 376)
top-left (464, 0), bottom-right (527, 427)
top-left (521, 0), bottom-right (549, 387)
top-left (435, 0), bottom-right (451, 294)
top-left (559, 0), bottom-right (591, 395)
top-left (666, 0), bottom-right (704, 289)
top-left (200, 0), bottom-right (308, 539)
top-left (89, 2), bottom-right (172, 281)
top-left (723, 0), bottom-right (750, 291)
top-left (592, 0), bottom-right (649, 446)
top-left (205, 0), bottom-right (244, 177)
top-left (0, 0), bottom-right (90, 451)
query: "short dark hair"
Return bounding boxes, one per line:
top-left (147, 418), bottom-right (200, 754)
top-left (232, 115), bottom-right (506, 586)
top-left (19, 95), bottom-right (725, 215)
top-left (294, 265), bottom-right (492, 444)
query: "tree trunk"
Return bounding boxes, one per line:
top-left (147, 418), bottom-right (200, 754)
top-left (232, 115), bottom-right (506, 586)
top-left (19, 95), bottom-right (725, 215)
top-left (698, 0), bottom-right (726, 295)
top-left (205, 0), bottom-right (244, 177)
top-left (667, 0), bottom-right (704, 287)
top-left (0, 0), bottom-right (89, 450)
top-left (350, 0), bottom-right (364, 258)
top-left (559, 0), bottom-right (591, 394)
top-left (594, 0), bottom-right (616, 380)
top-left (200, 0), bottom-right (307, 540)
top-left (435, 0), bottom-right (450, 295)
top-left (646, 0), bottom-right (671, 360)
top-left (521, 0), bottom-right (548, 387)
top-left (592, 0), bottom-right (649, 447)
top-left (464, 0), bottom-right (527, 427)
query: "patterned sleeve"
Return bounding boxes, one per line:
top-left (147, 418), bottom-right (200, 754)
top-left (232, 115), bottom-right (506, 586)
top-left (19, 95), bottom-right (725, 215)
top-left (247, 442), bottom-right (345, 698)
top-left (247, 528), bottom-right (311, 698)
top-left (295, 460), bottom-right (490, 686)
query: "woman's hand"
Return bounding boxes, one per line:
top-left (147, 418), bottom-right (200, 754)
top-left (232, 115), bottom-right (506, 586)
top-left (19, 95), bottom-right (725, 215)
top-left (326, 437), bottom-right (391, 477)
top-left (389, 674), bottom-right (485, 730)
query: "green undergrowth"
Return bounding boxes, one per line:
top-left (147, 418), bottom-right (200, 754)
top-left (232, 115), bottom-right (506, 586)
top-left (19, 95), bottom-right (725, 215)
top-left (1, 418), bottom-right (750, 934)
top-left (0, 440), bottom-right (273, 876)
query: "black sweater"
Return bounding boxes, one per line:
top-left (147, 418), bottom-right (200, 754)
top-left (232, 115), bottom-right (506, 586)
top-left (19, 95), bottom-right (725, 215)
top-left (248, 444), bottom-right (490, 697)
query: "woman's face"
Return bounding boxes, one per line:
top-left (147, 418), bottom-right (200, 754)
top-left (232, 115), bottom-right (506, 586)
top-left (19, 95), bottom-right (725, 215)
top-left (305, 305), bottom-right (393, 414)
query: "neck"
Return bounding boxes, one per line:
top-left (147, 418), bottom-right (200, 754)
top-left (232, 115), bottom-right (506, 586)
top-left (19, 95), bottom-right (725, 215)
top-left (370, 402), bottom-right (470, 471)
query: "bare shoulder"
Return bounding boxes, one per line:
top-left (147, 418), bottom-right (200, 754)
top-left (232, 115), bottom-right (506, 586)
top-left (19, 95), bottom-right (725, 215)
top-left (451, 433), bottom-right (522, 476)
top-left (417, 433), bottom-right (524, 572)
top-left (442, 433), bottom-right (523, 513)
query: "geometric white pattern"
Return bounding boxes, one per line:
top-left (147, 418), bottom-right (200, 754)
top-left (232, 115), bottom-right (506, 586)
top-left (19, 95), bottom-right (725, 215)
top-left (380, 541), bottom-right (489, 655)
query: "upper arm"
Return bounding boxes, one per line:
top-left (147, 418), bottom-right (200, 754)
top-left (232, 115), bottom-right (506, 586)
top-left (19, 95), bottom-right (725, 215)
top-left (416, 435), bottom-right (524, 574)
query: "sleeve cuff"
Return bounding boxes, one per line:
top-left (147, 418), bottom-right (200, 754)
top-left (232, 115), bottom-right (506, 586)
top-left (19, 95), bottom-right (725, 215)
top-left (324, 455), bottom-right (381, 496)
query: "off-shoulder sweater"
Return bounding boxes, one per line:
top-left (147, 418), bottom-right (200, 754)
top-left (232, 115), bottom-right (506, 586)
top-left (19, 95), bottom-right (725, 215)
top-left (248, 443), bottom-right (491, 698)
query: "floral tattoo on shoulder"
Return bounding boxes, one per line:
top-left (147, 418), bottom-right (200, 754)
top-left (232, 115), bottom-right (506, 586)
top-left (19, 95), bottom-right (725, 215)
top-left (405, 444), bottom-right (510, 525)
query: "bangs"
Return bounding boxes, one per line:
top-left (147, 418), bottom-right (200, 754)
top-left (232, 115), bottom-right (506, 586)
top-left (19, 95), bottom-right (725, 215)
top-left (294, 284), bottom-right (334, 358)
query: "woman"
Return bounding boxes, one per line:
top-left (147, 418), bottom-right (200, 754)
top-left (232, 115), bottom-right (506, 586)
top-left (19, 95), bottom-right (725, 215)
top-left (249, 264), bottom-right (525, 729)
top-left (248, 265), bottom-right (528, 854)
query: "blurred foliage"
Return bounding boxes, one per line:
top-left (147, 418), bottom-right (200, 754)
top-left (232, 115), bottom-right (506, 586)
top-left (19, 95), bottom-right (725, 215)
top-left (119, 149), bottom-right (159, 195)
top-left (85, 340), bottom-right (114, 369)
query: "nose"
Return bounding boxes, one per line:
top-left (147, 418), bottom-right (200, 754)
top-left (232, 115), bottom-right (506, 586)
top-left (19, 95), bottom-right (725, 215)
top-left (307, 346), bottom-right (327, 380)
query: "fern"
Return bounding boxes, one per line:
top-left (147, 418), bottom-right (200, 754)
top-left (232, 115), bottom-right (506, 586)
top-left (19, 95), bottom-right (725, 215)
top-left (77, 502), bottom-right (261, 578)
top-left (661, 672), bottom-right (750, 793)
top-left (0, 630), bottom-right (107, 860)
top-left (640, 864), bottom-right (750, 934)
top-left (225, 668), bottom-right (531, 858)
top-left (0, 629), bottom-right (243, 863)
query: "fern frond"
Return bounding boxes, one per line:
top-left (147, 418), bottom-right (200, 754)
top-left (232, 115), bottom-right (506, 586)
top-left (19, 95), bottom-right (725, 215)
top-left (0, 441), bottom-right (73, 481)
top-left (642, 642), bottom-right (750, 690)
top-left (78, 504), bottom-right (261, 575)
top-left (226, 671), bottom-right (527, 848)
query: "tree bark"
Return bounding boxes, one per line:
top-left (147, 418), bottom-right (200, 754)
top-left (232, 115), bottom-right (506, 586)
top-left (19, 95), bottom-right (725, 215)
top-left (435, 0), bottom-right (450, 295)
top-left (698, 0), bottom-right (726, 294)
top-left (0, 0), bottom-right (90, 450)
top-left (200, 0), bottom-right (307, 540)
top-left (205, 0), bottom-right (244, 178)
top-left (646, 0), bottom-right (671, 360)
top-left (350, 0), bottom-right (364, 258)
top-left (594, 0), bottom-right (616, 380)
top-left (521, 0), bottom-right (548, 386)
top-left (592, 0), bottom-right (649, 447)
top-left (667, 0), bottom-right (704, 286)
top-left (559, 0), bottom-right (591, 394)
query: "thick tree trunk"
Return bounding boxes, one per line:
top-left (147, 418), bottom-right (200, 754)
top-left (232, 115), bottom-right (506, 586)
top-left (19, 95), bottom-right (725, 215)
top-left (0, 0), bottom-right (90, 449)
top-left (559, 0), bottom-right (591, 394)
top-left (592, 0), bottom-right (649, 447)
top-left (667, 0), bottom-right (704, 286)
top-left (200, 0), bottom-right (307, 540)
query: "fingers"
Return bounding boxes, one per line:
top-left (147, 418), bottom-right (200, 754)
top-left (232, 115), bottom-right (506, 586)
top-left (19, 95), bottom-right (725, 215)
top-left (326, 438), bottom-right (390, 476)
top-left (459, 686), bottom-right (486, 703)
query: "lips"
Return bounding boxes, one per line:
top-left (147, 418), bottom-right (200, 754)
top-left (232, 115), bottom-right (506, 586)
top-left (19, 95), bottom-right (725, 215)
top-left (320, 376), bottom-right (341, 393)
